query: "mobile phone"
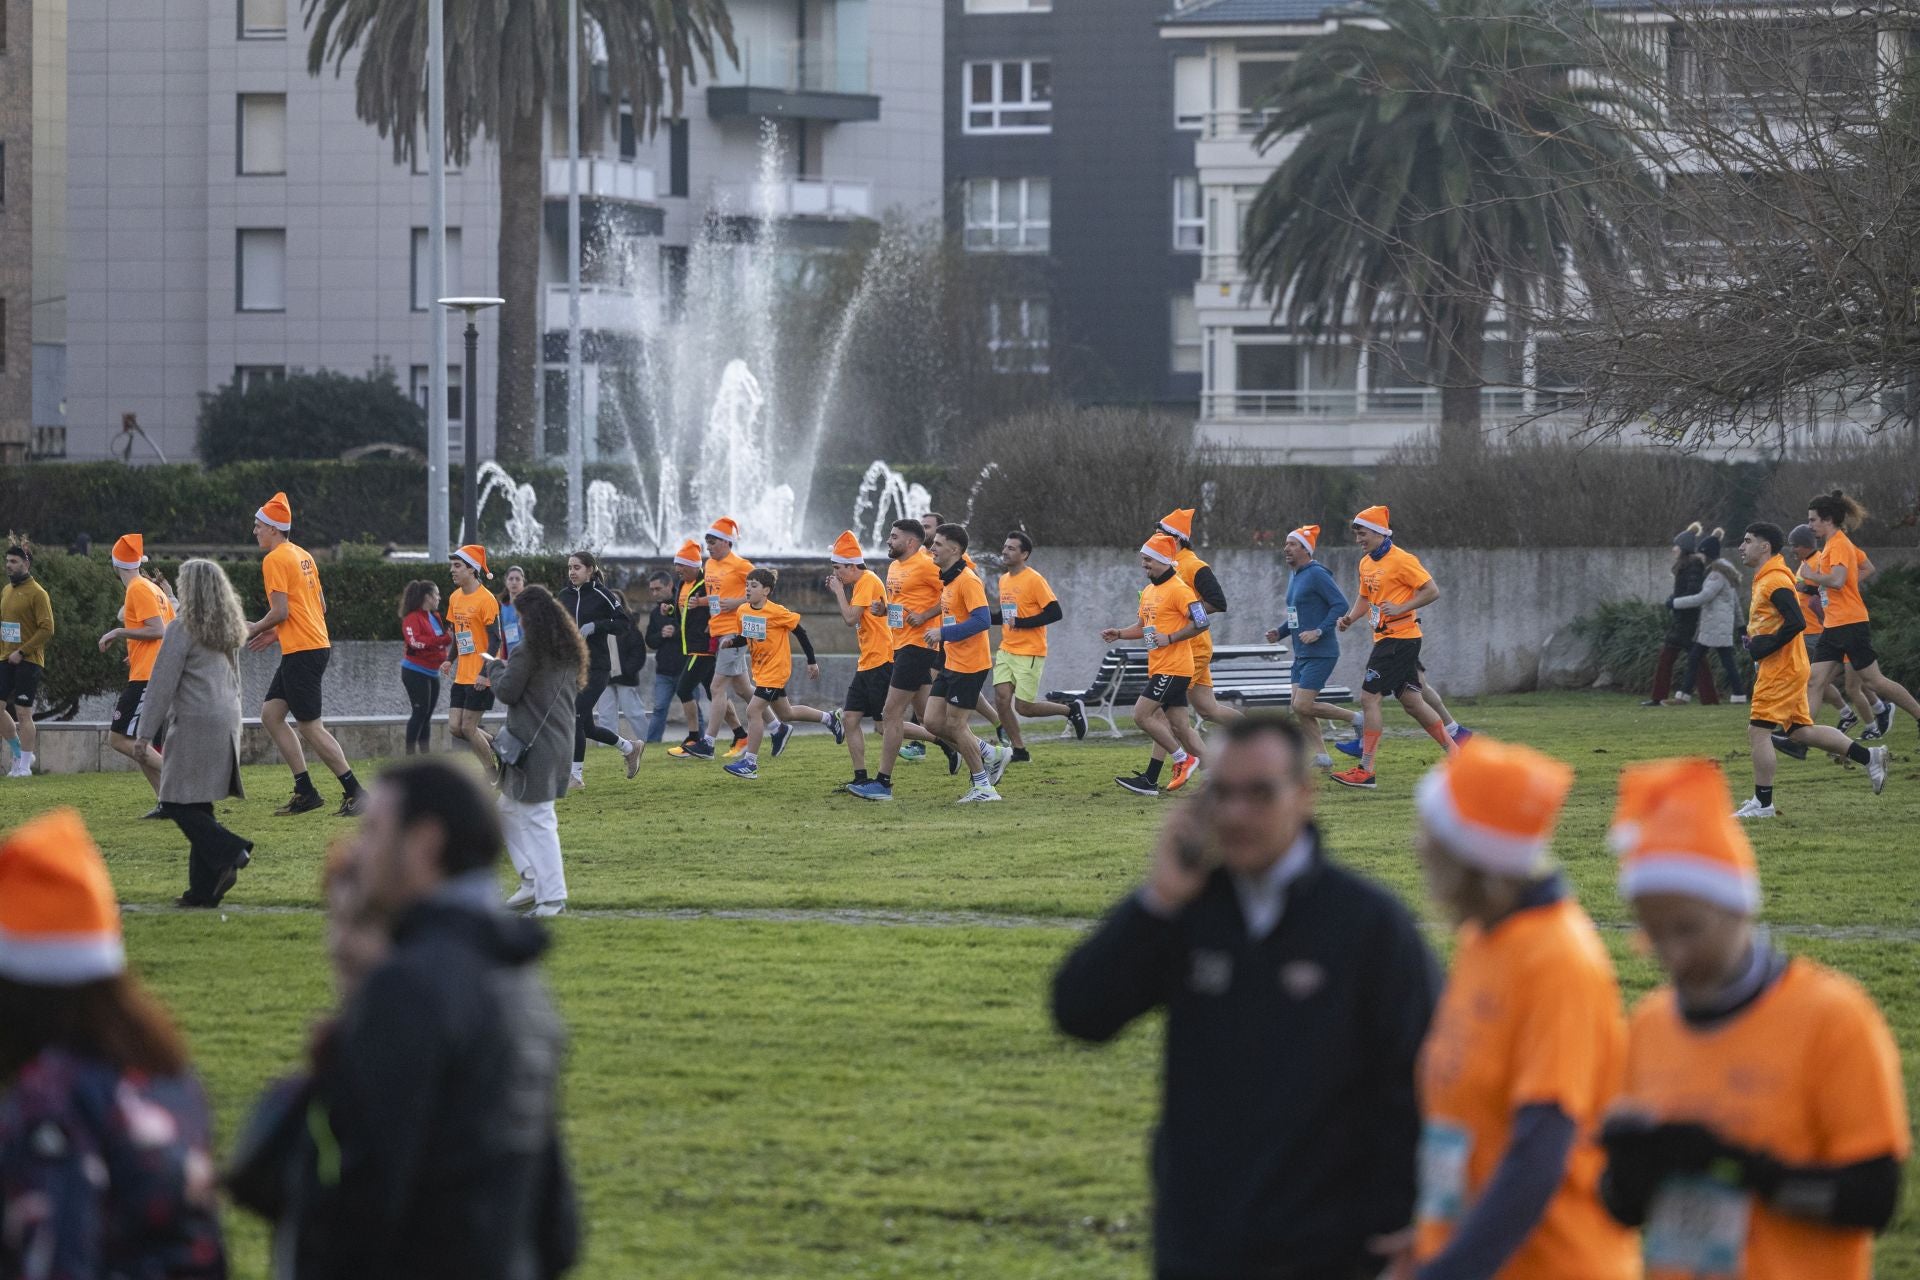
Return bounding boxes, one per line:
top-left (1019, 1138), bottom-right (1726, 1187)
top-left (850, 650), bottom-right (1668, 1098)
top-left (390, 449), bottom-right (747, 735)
top-left (1172, 788), bottom-right (1217, 871)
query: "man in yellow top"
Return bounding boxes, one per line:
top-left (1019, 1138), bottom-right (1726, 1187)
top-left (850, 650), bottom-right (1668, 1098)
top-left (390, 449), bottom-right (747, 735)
top-left (1733, 522), bottom-right (1887, 819)
top-left (1147, 508), bottom-right (1241, 790)
top-left (244, 491), bottom-right (366, 818)
top-left (1108, 534), bottom-right (1210, 797)
top-left (1799, 490), bottom-right (1920, 744)
top-left (920, 523), bottom-right (1007, 803)
top-left (1, 540), bottom-right (53, 778)
top-left (700, 516), bottom-right (770, 760)
top-left (1333, 505), bottom-right (1455, 790)
top-left (95, 534), bottom-right (173, 798)
top-left (993, 531), bottom-right (1086, 760)
top-left (442, 543), bottom-right (503, 776)
top-left (850, 519), bottom-right (951, 802)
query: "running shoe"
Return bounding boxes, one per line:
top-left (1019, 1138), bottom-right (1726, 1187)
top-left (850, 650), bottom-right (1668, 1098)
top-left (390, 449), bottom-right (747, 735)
top-left (683, 739), bottom-right (716, 761)
top-left (724, 759), bottom-right (759, 780)
top-left (1770, 733), bottom-right (1809, 761)
top-left (624, 742), bottom-right (645, 779)
top-left (1638, 699), bottom-right (1665, 707)
top-left (274, 790), bottom-right (325, 817)
top-left (1167, 755), bottom-right (1199, 792)
top-left (827, 710), bottom-right (846, 746)
top-left (139, 805), bottom-right (166, 820)
top-left (6, 752), bottom-right (31, 777)
top-left (1114, 773), bottom-right (1159, 797)
top-left (957, 783), bottom-right (1002, 803)
top-left (567, 775), bottom-right (586, 792)
top-left (1732, 797), bottom-right (1776, 820)
top-left (900, 742), bottom-right (926, 762)
top-left (1011, 747), bottom-right (1032, 763)
top-left (770, 723), bottom-right (794, 758)
top-left (985, 743), bottom-right (1010, 787)
top-left (1067, 698), bottom-right (1088, 740)
top-left (940, 742), bottom-right (960, 775)
top-left (848, 780), bottom-right (894, 802)
top-left (725, 738), bottom-right (750, 760)
top-left (505, 883), bottom-right (537, 910)
top-left (1332, 737), bottom-right (1363, 759)
top-left (531, 902), bottom-right (567, 918)
top-left (1838, 706), bottom-right (1860, 734)
top-left (1870, 704), bottom-right (1895, 739)
top-left (1669, 692), bottom-right (1692, 705)
top-left (1869, 745), bottom-right (1890, 795)
top-left (1330, 766), bottom-right (1377, 790)
top-left (667, 734), bottom-right (699, 759)
top-left (334, 790), bottom-right (368, 818)
top-left (1448, 725), bottom-right (1474, 745)
top-left (209, 862), bottom-right (240, 907)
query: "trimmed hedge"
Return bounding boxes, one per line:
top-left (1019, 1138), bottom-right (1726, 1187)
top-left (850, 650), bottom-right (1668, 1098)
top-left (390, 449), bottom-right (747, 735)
top-left (197, 369), bottom-right (425, 469)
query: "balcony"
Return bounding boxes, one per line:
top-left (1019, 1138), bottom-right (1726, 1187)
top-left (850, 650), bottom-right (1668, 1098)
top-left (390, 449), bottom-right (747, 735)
top-left (543, 158), bottom-right (664, 238)
top-left (708, 37), bottom-right (880, 122)
top-left (1196, 389), bottom-right (1577, 464)
top-left (713, 177), bottom-right (874, 220)
top-left (544, 283), bottom-right (654, 334)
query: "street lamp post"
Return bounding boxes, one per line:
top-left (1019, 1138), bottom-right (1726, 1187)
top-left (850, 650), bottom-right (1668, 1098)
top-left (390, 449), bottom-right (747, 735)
top-left (439, 296), bottom-right (505, 541)
top-left (426, 0), bottom-right (450, 561)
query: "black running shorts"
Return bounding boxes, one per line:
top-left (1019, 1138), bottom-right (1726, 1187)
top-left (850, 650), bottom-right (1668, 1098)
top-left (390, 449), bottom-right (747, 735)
top-left (1142, 673), bottom-right (1192, 708)
top-left (0, 660), bottom-right (41, 709)
top-left (265, 648), bottom-right (330, 723)
top-left (449, 682), bottom-right (495, 713)
top-left (844, 664), bottom-right (892, 717)
top-left (889, 644), bottom-right (939, 692)
top-left (111, 681), bottom-right (149, 738)
top-left (1363, 638), bottom-right (1424, 697)
top-left (753, 685), bottom-right (787, 703)
top-left (674, 653), bottom-right (717, 704)
top-left (933, 667), bottom-right (989, 710)
top-left (1814, 622), bottom-right (1877, 670)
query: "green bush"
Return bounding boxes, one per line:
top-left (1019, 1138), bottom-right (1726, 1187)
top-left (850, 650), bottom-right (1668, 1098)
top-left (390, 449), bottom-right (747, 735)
top-left (197, 369), bottom-right (426, 469)
top-left (1573, 600), bottom-right (1670, 692)
top-left (1865, 564), bottom-right (1920, 687)
top-left (25, 552), bottom-right (130, 717)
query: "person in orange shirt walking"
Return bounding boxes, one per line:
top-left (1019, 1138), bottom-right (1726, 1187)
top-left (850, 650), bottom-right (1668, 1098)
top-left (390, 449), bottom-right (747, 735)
top-left (1333, 506), bottom-right (1455, 789)
top-left (1601, 757), bottom-right (1909, 1280)
top-left (992, 531), bottom-right (1086, 760)
top-left (243, 491), bottom-right (367, 817)
top-left (1408, 736), bottom-right (1636, 1280)
top-left (96, 534), bottom-right (173, 798)
top-left (1799, 490), bottom-right (1920, 743)
top-left (921, 524), bottom-right (1008, 803)
top-left (1108, 534), bottom-right (1210, 797)
top-left (441, 544), bottom-right (503, 778)
top-left (719, 569), bottom-right (842, 780)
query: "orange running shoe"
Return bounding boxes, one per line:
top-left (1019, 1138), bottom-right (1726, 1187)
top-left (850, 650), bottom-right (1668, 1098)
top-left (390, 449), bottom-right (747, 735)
top-left (1168, 755), bottom-right (1200, 791)
top-left (724, 737), bottom-right (749, 760)
top-left (1330, 766), bottom-right (1377, 790)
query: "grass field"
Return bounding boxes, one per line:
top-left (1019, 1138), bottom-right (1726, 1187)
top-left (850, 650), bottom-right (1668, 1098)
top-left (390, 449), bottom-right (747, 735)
top-left (15, 692), bottom-right (1920, 1277)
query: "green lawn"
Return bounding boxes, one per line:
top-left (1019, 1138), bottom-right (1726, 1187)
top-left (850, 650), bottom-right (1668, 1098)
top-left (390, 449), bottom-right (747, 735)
top-left (15, 692), bottom-right (1920, 1276)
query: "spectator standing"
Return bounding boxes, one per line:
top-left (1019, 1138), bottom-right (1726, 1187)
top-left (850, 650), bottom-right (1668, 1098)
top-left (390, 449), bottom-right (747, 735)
top-left (485, 585), bottom-right (587, 918)
top-left (139, 559), bottom-right (255, 908)
top-left (641, 570), bottom-right (686, 745)
top-left (0, 540), bottom-right (53, 777)
top-left (399, 580), bottom-right (453, 756)
top-left (1645, 522), bottom-right (1713, 706)
top-left (1673, 528), bottom-right (1747, 705)
top-left (0, 808), bottom-right (226, 1277)
top-left (1053, 716), bottom-right (1440, 1280)
top-left (499, 566), bottom-right (527, 657)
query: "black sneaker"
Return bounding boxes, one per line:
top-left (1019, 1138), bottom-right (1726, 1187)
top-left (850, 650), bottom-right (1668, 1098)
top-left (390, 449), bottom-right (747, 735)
top-left (139, 805), bottom-right (167, 820)
top-left (770, 723), bottom-right (794, 758)
top-left (1115, 773), bottom-right (1159, 797)
top-left (1867, 704), bottom-right (1895, 739)
top-left (684, 738), bottom-right (716, 760)
top-left (1770, 732), bottom-right (1809, 761)
top-left (1011, 747), bottom-right (1032, 763)
top-left (334, 790), bottom-right (368, 818)
top-left (1838, 706), bottom-right (1860, 734)
top-left (275, 790), bottom-right (326, 817)
top-left (1067, 698), bottom-right (1088, 741)
top-left (995, 724), bottom-right (1008, 745)
top-left (940, 742), bottom-right (960, 775)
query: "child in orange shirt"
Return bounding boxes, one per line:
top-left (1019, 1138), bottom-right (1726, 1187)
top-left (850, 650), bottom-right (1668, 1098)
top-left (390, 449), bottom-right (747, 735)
top-left (722, 569), bottom-right (842, 780)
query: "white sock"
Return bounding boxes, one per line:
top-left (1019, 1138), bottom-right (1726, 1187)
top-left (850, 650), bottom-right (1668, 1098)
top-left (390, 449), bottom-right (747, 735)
top-left (819, 710), bottom-right (834, 725)
top-left (767, 714), bottom-right (783, 731)
top-left (971, 770), bottom-right (990, 787)
top-left (1349, 710), bottom-right (1364, 727)
top-left (977, 737), bottom-right (995, 756)
top-left (618, 738), bottom-right (634, 756)
top-left (1875, 699), bottom-right (1889, 713)
top-left (1443, 720), bottom-right (1461, 735)
top-left (1171, 749), bottom-right (1188, 765)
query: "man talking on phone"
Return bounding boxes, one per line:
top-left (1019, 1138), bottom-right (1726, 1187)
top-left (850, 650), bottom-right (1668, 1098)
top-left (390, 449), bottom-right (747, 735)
top-left (1052, 716), bottom-right (1440, 1280)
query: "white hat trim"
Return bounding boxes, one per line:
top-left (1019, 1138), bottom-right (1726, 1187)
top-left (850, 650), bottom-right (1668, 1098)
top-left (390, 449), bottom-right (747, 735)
top-left (255, 507), bottom-right (292, 531)
top-left (705, 525), bottom-right (735, 543)
top-left (673, 552), bottom-right (703, 567)
top-left (1139, 541), bottom-right (1176, 567)
top-left (111, 553), bottom-right (148, 570)
top-left (829, 551), bottom-right (865, 566)
top-left (1618, 853), bottom-right (1760, 914)
top-left (0, 930), bottom-right (127, 986)
top-left (453, 548), bottom-right (489, 577)
top-left (1286, 529), bottom-right (1315, 552)
top-left (1414, 769), bottom-right (1551, 876)
top-left (1157, 520), bottom-right (1185, 539)
top-left (1353, 514), bottom-right (1392, 536)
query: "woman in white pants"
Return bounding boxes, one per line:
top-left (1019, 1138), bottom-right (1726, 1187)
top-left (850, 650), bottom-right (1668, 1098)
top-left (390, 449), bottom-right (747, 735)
top-left (480, 584), bottom-right (584, 917)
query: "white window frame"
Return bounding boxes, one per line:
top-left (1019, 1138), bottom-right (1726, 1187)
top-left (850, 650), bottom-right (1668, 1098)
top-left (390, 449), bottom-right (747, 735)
top-left (411, 227), bottom-right (463, 312)
top-left (964, 177), bottom-right (1050, 253)
top-left (987, 297), bottom-right (1050, 374)
top-left (237, 93), bottom-right (287, 176)
top-left (1174, 54), bottom-right (1209, 130)
top-left (239, 0), bottom-right (286, 39)
top-left (236, 229), bottom-right (286, 313)
top-left (235, 365), bottom-right (286, 392)
top-left (1171, 295), bottom-right (1202, 375)
top-left (963, 59), bottom-right (1052, 135)
top-left (963, 0), bottom-right (1051, 11)
top-left (1173, 177), bottom-right (1204, 252)
top-left (411, 363), bottom-right (464, 424)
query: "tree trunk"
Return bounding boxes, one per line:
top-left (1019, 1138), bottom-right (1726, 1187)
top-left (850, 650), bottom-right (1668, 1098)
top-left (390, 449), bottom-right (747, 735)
top-left (494, 106), bottom-right (545, 464)
top-left (1436, 302), bottom-right (1487, 455)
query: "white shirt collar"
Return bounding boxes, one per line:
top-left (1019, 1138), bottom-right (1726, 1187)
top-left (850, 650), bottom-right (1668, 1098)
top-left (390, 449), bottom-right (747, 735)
top-left (1230, 832), bottom-right (1315, 941)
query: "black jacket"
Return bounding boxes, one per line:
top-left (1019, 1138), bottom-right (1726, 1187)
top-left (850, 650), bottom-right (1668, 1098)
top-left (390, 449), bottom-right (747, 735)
top-left (1666, 557), bottom-right (1706, 646)
top-left (608, 625), bottom-right (647, 687)
top-left (319, 899), bottom-right (579, 1280)
top-left (645, 601), bottom-right (686, 677)
top-left (1053, 828), bottom-right (1439, 1279)
top-left (559, 580), bottom-right (631, 675)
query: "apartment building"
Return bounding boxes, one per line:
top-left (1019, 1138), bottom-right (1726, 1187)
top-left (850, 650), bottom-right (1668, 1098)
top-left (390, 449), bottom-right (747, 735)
top-left (61, 0), bottom-right (941, 465)
top-left (1, 0), bottom-right (62, 464)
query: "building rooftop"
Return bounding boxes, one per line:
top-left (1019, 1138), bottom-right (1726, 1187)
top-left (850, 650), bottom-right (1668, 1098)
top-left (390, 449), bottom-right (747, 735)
top-left (1160, 0), bottom-right (1342, 27)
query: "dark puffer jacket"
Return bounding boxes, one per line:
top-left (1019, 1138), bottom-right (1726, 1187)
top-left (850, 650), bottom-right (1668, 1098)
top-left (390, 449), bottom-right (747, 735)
top-left (1665, 556), bottom-right (1707, 647)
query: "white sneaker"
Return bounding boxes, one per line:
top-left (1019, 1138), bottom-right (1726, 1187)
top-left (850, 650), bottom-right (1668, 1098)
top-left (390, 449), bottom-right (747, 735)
top-left (568, 773), bottom-right (585, 792)
top-left (1730, 694), bottom-right (1748, 704)
top-left (1732, 797), bottom-right (1775, 820)
top-left (1869, 746), bottom-right (1889, 795)
top-left (985, 743), bottom-right (1009, 787)
top-left (957, 784), bottom-right (1003, 804)
top-left (9, 753), bottom-right (32, 777)
top-left (1670, 692), bottom-right (1692, 704)
top-left (505, 883), bottom-right (536, 910)
top-left (1314, 753), bottom-right (1333, 769)
top-left (530, 901), bottom-right (566, 918)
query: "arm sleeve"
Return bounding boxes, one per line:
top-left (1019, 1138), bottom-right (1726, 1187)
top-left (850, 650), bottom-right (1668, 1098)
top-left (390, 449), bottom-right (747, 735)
top-left (401, 616), bottom-right (424, 656)
top-left (1016, 600), bottom-right (1063, 629)
top-left (1359, 900), bottom-right (1443, 1237)
top-left (1051, 893), bottom-right (1185, 1043)
top-left (1746, 588), bottom-right (1805, 660)
top-left (793, 625), bottom-right (817, 665)
top-left (1192, 565), bottom-right (1229, 612)
top-left (1418, 1104), bottom-right (1578, 1280)
top-left (941, 606), bottom-right (993, 642)
top-left (1671, 574), bottom-right (1722, 611)
top-left (27, 589), bottom-right (54, 650)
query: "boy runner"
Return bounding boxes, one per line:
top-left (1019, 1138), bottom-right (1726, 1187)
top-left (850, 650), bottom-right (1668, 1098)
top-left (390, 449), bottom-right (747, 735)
top-left (244, 491), bottom-right (367, 817)
top-left (1264, 525), bottom-right (1361, 767)
top-left (442, 544), bottom-right (502, 777)
top-left (993, 531), bottom-right (1085, 759)
top-left (1800, 490), bottom-right (1918, 743)
top-left (1147, 508), bottom-right (1242, 789)
top-left (1332, 505), bottom-right (1455, 789)
top-left (1109, 534), bottom-right (1210, 797)
top-left (97, 534), bottom-right (172, 797)
top-left (921, 524), bottom-right (1007, 803)
top-left (1, 540), bottom-right (53, 777)
top-left (721, 568), bottom-right (842, 779)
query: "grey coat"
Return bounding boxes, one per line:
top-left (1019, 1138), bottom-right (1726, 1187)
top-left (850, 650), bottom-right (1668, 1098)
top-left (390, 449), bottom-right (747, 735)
top-left (1672, 559), bottom-right (1744, 649)
top-left (139, 621), bottom-right (245, 804)
top-left (483, 647), bottom-right (578, 805)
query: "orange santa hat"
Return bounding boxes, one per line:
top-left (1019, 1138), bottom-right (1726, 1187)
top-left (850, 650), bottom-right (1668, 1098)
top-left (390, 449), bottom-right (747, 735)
top-left (1615, 758), bottom-right (1760, 915)
top-left (1140, 533), bottom-right (1182, 567)
top-left (1287, 525), bottom-right (1320, 554)
top-left (453, 544), bottom-right (492, 579)
top-left (1352, 505), bottom-right (1392, 537)
top-left (830, 531), bottom-right (866, 566)
top-left (1157, 508), bottom-right (1195, 542)
top-left (256, 490), bottom-right (293, 531)
top-left (673, 539), bottom-right (704, 568)
top-left (0, 809), bottom-right (126, 986)
top-left (111, 533), bottom-right (148, 570)
top-left (1414, 735), bottom-right (1575, 876)
top-left (705, 516), bottom-right (740, 545)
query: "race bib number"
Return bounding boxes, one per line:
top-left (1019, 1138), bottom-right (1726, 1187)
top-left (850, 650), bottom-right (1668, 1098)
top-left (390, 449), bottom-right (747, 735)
top-left (887, 603), bottom-right (905, 630)
top-left (1002, 603), bottom-right (1019, 627)
top-left (504, 621), bottom-right (522, 647)
top-left (1286, 607), bottom-right (1300, 634)
top-left (456, 631), bottom-right (476, 656)
top-left (943, 614), bottom-right (957, 629)
top-left (1370, 604), bottom-right (1385, 630)
top-left (1416, 1122), bottom-right (1473, 1226)
top-left (1644, 1177), bottom-right (1750, 1278)
top-left (741, 614), bottom-right (768, 642)
top-left (0, 621), bottom-right (19, 645)
top-left (1142, 625), bottom-right (1159, 647)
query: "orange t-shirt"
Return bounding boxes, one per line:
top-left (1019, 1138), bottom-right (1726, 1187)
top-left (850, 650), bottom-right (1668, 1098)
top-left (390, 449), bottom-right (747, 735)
top-left (262, 541), bottom-right (330, 654)
top-left (1749, 554), bottom-right (1811, 730)
top-left (704, 552), bottom-right (755, 638)
top-left (848, 571), bottom-right (891, 672)
top-left (1138, 572), bottom-right (1202, 678)
top-left (738, 599), bottom-right (802, 690)
top-left (446, 583), bottom-right (500, 686)
top-left (1174, 549), bottom-right (1216, 665)
top-left (1415, 897), bottom-right (1636, 1280)
top-left (1357, 544), bottom-right (1431, 641)
top-left (886, 549), bottom-right (943, 654)
top-left (939, 569), bottom-right (992, 675)
top-left (1810, 529), bottom-right (1870, 629)
top-left (996, 567), bottom-right (1057, 659)
top-left (121, 577), bottom-right (175, 683)
top-left (1621, 959), bottom-right (1910, 1280)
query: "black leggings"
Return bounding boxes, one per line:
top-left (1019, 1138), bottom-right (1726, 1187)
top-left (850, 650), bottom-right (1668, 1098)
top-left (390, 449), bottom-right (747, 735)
top-left (401, 668), bottom-right (441, 753)
top-left (575, 667), bottom-right (621, 761)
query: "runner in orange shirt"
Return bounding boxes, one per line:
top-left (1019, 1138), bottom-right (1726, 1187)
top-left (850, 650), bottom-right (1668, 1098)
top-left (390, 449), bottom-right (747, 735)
top-left (1146, 509), bottom-right (1242, 790)
top-left (1731, 523), bottom-right (1886, 818)
top-left (849, 520), bottom-right (948, 802)
top-left (1410, 736), bottom-right (1636, 1280)
top-left (922, 511), bottom-right (1004, 743)
top-left (441, 544), bottom-right (503, 778)
top-left (96, 534), bottom-right (173, 797)
top-left (993, 531), bottom-right (1086, 759)
top-left (720, 568), bottom-right (842, 780)
top-left (825, 531), bottom-right (941, 790)
top-left (920, 524), bottom-right (1008, 802)
top-left (700, 516), bottom-right (771, 759)
top-left (1782, 524), bottom-right (1876, 748)
top-left (1799, 490), bottom-right (1920, 743)
top-left (1108, 534), bottom-right (1210, 797)
top-left (1602, 757), bottom-right (1909, 1280)
top-left (1333, 505), bottom-right (1455, 789)
top-left (243, 490), bottom-right (367, 817)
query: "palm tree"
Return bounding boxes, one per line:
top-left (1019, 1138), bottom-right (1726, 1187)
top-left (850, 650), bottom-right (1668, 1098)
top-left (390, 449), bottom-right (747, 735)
top-left (305, 0), bottom-right (734, 461)
top-left (1239, 0), bottom-right (1658, 450)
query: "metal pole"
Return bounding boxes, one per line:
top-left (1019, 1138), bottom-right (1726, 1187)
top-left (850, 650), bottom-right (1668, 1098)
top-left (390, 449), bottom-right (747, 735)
top-left (464, 318), bottom-right (481, 541)
top-left (427, 0), bottom-right (450, 561)
top-left (565, 0), bottom-right (585, 543)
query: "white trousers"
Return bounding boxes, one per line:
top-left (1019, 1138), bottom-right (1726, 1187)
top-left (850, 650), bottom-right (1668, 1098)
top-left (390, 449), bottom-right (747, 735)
top-left (594, 683), bottom-right (648, 739)
top-left (498, 793), bottom-right (567, 906)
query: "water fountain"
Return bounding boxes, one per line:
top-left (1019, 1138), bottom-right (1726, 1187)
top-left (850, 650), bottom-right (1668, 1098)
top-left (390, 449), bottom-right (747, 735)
top-left (472, 460), bottom-right (545, 553)
top-left (851, 461), bottom-right (933, 546)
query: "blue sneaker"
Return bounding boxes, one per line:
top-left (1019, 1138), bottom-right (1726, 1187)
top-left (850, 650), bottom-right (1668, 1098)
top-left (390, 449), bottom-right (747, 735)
top-left (827, 710), bottom-right (846, 746)
top-left (900, 742), bottom-right (926, 762)
top-left (847, 780), bottom-right (893, 802)
top-left (770, 723), bottom-right (794, 758)
top-left (1333, 736), bottom-right (1363, 759)
top-left (1449, 724), bottom-right (1474, 745)
top-left (724, 759), bottom-right (758, 780)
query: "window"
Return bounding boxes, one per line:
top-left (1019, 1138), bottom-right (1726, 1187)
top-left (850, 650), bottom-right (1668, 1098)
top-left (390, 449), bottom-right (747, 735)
top-left (235, 365), bottom-right (286, 392)
top-left (236, 229), bottom-right (286, 312)
top-left (669, 121), bottom-right (689, 197)
top-left (964, 177), bottom-right (1049, 252)
top-left (964, 0), bottom-right (1050, 10)
top-left (1174, 55), bottom-right (1208, 129)
top-left (987, 298), bottom-right (1049, 374)
top-left (0, 143), bottom-right (6, 204)
top-left (1237, 57), bottom-right (1291, 130)
top-left (411, 227), bottom-right (464, 312)
top-left (239, 0), bottom-right (285, 38)
top-left (411, 364), bottom-right (464, 423)
top-left (1171, 295), bottom-right (1201, 374)
top-left (964, 59), bottom-right (1051, 134)
top-left (1237, 342), bottom-right (1298, 391)
top-left (1173, 177), bottom-right (1204, 252)
top-left (238, 94), bottom-right (286, 175)
top-left (619, 107), bottom-right (638, 160)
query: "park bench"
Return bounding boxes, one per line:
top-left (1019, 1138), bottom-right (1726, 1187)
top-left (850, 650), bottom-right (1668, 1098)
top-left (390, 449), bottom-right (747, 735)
top-left (1051, 642), bottom-right (1353, 737)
